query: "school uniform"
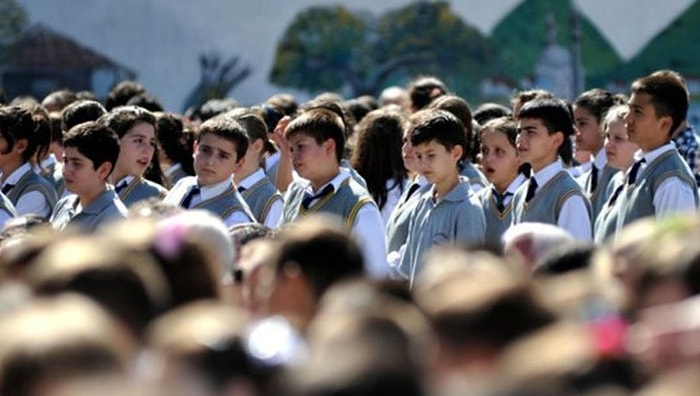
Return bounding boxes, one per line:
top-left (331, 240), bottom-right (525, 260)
top-left (512, 160), bottom-right (592, 241)
top-left (238, 168), bottom-right (283, 228)
top-left (164, 176), bottom-right (255, 227)
top-left (281, 169), bottom-right (388, 279)
top-left (380, 177), bottom-right (408, 228)
top-left (594, 172), bottom-right (624, 244)
top-left (614, 143), bottom-right (699, 235)
top-left (386, 175), bottom-right (430, 254)
top-left (577, 149), bottom-right (619, 219)
top-left (38, 154), bottom-right (67, 198)
top-left (2, 162), bottom-right (58, 219)
top-left (477, 174), bottom-right (527, 247)
top-left (459, 161), bottom-right (488, 193)
top-left (164, 163), bottom-right (190, 189)
top-left (398, 178), bottom-right (486, 285)
top-left (0, 192), bottom-right (17, 230)
top-left (114, 175), bottom-right (168, 207)
top-left (51, 187), bottom-right (127, 232)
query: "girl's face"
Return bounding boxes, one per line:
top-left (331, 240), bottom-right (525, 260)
top-left (481, 129), bottom-right (520, 192)
top-left (401, 129), bottom-right (420, 174)
top-left (574, 106), bottom-right (605, 154)
top-left (605, 118), bottom-right (639, 170)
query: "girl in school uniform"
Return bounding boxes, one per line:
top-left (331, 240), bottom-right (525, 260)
top-left (476, 116), bottom-right (527, 247)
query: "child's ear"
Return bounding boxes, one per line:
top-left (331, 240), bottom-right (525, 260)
top-left (659, 115), bottom-right (673, 135)
top-left (233, 154), bottom-right (245, 173)
top-left (96, 161), bottom-right (113, 181)
top-left (14, 138), bottom-right (28, 154)
top-left (551, 131), bottom-right (565, 152)
top-left (252, 138), bottom-right (264, 153)
top-left (323, 138), bottom-right (336, 157)
top-left (451, 144), bottom-right (464, 162)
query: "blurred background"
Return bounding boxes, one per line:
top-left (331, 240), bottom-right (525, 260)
top-left (2, 0), bottom-right (699, 122)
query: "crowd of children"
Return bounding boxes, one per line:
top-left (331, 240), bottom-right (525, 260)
top-left (0, 69), bottom-right (699, 395)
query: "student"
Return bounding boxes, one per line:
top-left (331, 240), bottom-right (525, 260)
top-left (100, 106), bottom-right (168, 207)
top-left (476, 116), bottom-right (527, 247)
top-left (407, 75), bottom-right (447, 112)
top-left (154, 112), bottom-right (194, 189)
top-left (397, 109), bottom-right (486, 284)
top-left (229, 107), bottom-right (283, 228)
top-left (428, 94), bottom-right (488, 192)
top-left (613, 71), bottom-right (699, 234)
top-left (0, 105), bottom-right (58, 219)
top-left (279, 108), bottom-right (387, 278)
top-left (594, 105), bottom-right (639, 243)
top-left (512, 98), bottom-right (592, 241)
top-left (573, 89), bottom-right (624, 218)
top-left (163, 115), bottom-right (256, 227)
top-left (51, 121), bottom-right (127, 232)
top-left (350, 107), bottom-right (408, 226)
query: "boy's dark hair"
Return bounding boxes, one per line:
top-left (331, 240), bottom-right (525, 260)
top-left (41, 89), bottom-right (78, 112)
top-left (105, 80), bottom-right (146, 111)
top-left (346, 95), bottom-right (378, 124)
top-left (61, 100), bottom-right (107, 132)
top-left (155, 112), bottom-right (195, 175)
top-left (63, 121), bottom-right (120, 176)
top-left (573, 88), bottom-right (624, 125)
top-left (99, 106), bottom-right (156, 138)
top-left (632, 71), bottom-right (689, 136)
top-left (408, 109), bottom-right (466, 153)
top-left (266, 93), bottom-right (298, 116)
top-left (518, 98), bottom-right (574, 161)
top-left (0, 105), bottom-right (38, 161)
top-left (199, 98), bottom-right (240, 122)
top-left (427, 95), bottom-right (474, 162)
top-left (301, 96), bottom-right (356, 144)
top-left (285, 108), bottom-right (346, 163)
top-left (49, 112), bottom-right (63, 144)
top-left (126, 92), bottom-right (164, 112)
top-left (474, 102), bottom-right (513, 125)
top-left (408, 76), bottom-right (447, 111)
top-left (197, 115), bottom-right (249, 160)
top-left (28, 104), bottom-right (52, 162)
top-left (75, 90), bottom-right (98, 101)
top-left (227, 107), bottom-right (276, 158)
top-left (510, 89), bottom-right (554, 113)
top-left (273, 216), bottom-right (364, 299)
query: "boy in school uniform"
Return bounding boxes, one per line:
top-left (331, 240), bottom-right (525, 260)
top-left (613, 71), bottom-right (699, 235)
top-left (396, 109), bottom-right (486, 284)
top-left (99, 106), bottom-right (168, 207)
top-left (512, 98), bottom-right (592, 241)
top-left (163, 115), bottom-right (256, 227)
top-left (0, 106), bottom-right (58, 219)
top-left (51, 121), bottom-right (127, 231)
top-left (279, 107), bottom-right (388, 279)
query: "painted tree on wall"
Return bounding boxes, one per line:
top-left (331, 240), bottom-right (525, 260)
top-left (270, 1), bottom-right (493, 99)
top-left (0, 0), bottom-right (28, 63)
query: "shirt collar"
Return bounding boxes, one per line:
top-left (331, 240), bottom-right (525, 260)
top-left (638, 142), bottom-right (676, 164)
top-left (304, 169), bottom-right (349, 195)
top-left (82, 188), bottom-right (118, 214)
top-left (505, 174), bottom-right (528, 195)
top-left (429, 178), bottom-right (471, 203)
top-left (239, 168), bottom-right (266, 190)
top-left (198, 178), bottom-right (233, 201)
top-left (593, 148), bottom-right (607, 169)
top-left (531, 160), bottom-right (564, 187)
top-left (164, 163), bottom-right (182, 178)
top-left (3, 162), bottom-right (32, 186)
top-left (115, 175), bottom-right (135, 188)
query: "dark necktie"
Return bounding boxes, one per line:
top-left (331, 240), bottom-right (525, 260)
top-left (301, 184), bottom-right (334, 209)
top-left (237, 186), bottom-right (246, 193)
top-left (180, 186), bottom-right (201, 208)
top-left (525, 177), bottom-right (538, 203)
top-left (115, 181), bottom-right (128, 195)
top-left (627, 158), bottom-right (646, 186)
top-left (1, 184), bottom-right (15, 195)
top-left (589, 166), bottom-right (599, 194)
top-left (405, 182), bottom-right (421, 200)
top-left (493, 188), bottom-right (513, 212)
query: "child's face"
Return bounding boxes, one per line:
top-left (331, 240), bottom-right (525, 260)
top-left (516, 118), bottom-right (563, 172)
top-left (62, 147), bottom-right (107, 196)
top-left (288, 133), bottom-right (334, 182)
top-left (605, 118), bottom-right (639, 171)
top-left (0, 134), bottom-right (24, 169)
top-left (573, 106), bottom-right (604, 154)
top-left (624, 92), bottom-right (671, 152)
top-left (413, 140), bottom-right (461, 187)
top-left (194, 133), bottom-right (243, 186)
top-left (114, 122), bottom-right (156, 178)
top-left (480, 130), bottom-right (520, 191)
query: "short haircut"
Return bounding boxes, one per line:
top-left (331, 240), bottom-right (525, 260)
top-left (197, 115), bottom-right (249, 160)
top-left (428, 95), bottom-right (473, 161)
top-left (573, 88), bottom-right (624, 124)
top-left (408, 76), bottom-right (447, 111)
top-left (63, 121), bottom-right (120, 174)
top-left (632, 71), bottom-right (689, 135)
top-left (99, 106), bottom-right (156, 138)
top-left (272, 215), bottom-right (364, 299)
top-left (473, 102), bottom-right (512, 125)
top-left (408, 108), bottom-right (466, 151)
top-left (61, 100), bottom-right (107, 132)
top-left (226, 107), bottom-right (269, 143)
top-left (518, 98), bottom-right (574, 159)
top-left (105, 80), bottom-right (145, 111)
top-left (0, 105), bottom-right (38, 161)
top-left (285, 108), bottom-right (345, 162)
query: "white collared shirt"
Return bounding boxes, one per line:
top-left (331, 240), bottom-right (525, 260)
top-left (495, 173), bottom-right (527, 207)
top-left (191, 178), bottom-right (251, 227)
top-left (164, 163), bottom-right (182, 179)
top-left (238, 168), bottom-right (282, 228)
top-left (576, 149), bottom-right (608, 189)
top-left (634, 143), bottom-right (697, 217)
top-left (531, 160), bottom-right (592, 241)
top-left (2, 162), bottom-right (51, 218)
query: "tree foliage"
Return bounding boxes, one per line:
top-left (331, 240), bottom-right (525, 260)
top-left (270, 1), bottom-right (493, 98)
top-left (0, 0), bottom-right (28, 62)
top-left (182, 52), bottom-right (251, 112)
